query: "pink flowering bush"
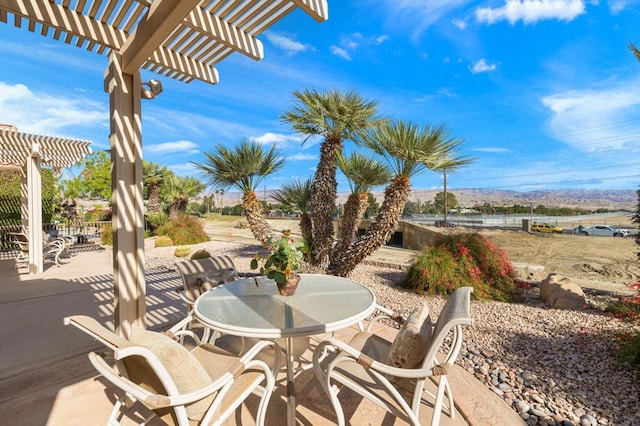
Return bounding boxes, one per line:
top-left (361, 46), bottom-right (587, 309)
top-left (401, 232), bottom-right (522, 302)
top-left (608, 281), bottom-right (640, 365)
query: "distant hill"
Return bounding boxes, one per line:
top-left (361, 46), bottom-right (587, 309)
top-left (379, 188), bottom-right (638, 211)
top-left (216, 188), bottom-right (638, 211)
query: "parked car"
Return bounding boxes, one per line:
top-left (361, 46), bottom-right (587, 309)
top-left (573, 225), bottom-right (630, 237)
top-left (531, 222), bottom-right (563, 233)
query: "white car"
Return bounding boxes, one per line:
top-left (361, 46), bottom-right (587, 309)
top-left (574, 225), bottom-right (630, 237)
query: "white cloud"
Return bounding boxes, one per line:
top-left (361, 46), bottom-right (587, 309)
top-left (541, 82), bottom-right (640, 151)
top-left (168, 162), bottom-right (199, 176)
top-left (608, 0), bottom-right (639, 14)
top-left (330, 45), bottom-right (352, 61)
top-left (250, 132), bottom-right (305, 147)
top-left (380, 0), bottom-right (472, 38)
top-left (469, 59), bottom-right (498, 73)
top-left (287, 153), bottom-right (318, 161)
top-left (375, 35), bottom-right (390, 44)
top-left (476, 0), bottom-right (586, 25)
top-left (145, 140), bottom-right (199, 154)
top-left (452, 18), bottom-right (467, 30)
top-left (264, 32), bottom-right (312, 55)
top-left (473, 147), bottom-right (511, 153)
top-left (0, 81), bottom-right (105, 136)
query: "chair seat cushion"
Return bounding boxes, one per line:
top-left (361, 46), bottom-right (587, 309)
top-left (129, 327), bottom-right (214, 421)
top-left (387, 303), bottom-right (432, 369)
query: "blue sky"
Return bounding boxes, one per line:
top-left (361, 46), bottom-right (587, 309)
top-left (1, 0), bottom-right (640, 194)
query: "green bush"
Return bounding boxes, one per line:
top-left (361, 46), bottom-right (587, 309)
top-left (101, 224), bottom-right (113, 246)
top-left (145, 212), bottom-right (168, 236)
top-left (155, 235), bottom-right (173, 247)
top-left (157, 214), bottom-right (209, 246)
top-left (191, 249), bottom-right (211, 260)
top-left (174, 246), bottom-right (191, 258)
top-left (401, 232), bottom-right (521, 302)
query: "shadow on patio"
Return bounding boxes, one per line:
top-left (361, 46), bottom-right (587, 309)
top-left (0, 245), bottom-right (518, 425)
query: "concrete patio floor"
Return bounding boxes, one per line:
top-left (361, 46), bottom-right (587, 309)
top-left (0, 241), bottom-right (522, 425)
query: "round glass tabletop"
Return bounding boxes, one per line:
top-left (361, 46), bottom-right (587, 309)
top-left (193, 273), bottom-right (376, 338)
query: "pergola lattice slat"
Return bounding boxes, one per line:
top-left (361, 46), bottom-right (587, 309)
top-left (0, 0), bottom-right (328, 85)
top-left (0, 130), bottom-right (91, 169)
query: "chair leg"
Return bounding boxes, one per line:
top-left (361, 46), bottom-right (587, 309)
top-left (430, 376), bottom-right (448, 426)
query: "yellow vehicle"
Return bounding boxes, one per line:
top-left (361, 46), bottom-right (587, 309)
top-left (532, 222), bottom-right (563, 233)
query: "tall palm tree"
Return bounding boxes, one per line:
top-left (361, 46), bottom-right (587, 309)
top-left (162, 175), bottom-right (205, 219)
top-left (270, 178), bottom-right (313, 247)
top-left (281, 89), bottom-right (383, 267)
top-left (331, 153), bottom-right (392, 260)
top-left (192, 141), bottom-right (284, 244)
top-left (143, 161), bottom-right (169, 214)
top-left (328, 120), bottom-right (473, 277)
top-left (629, 42), bottom-right (640, 62)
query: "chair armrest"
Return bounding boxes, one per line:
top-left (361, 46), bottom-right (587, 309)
top-left (314, 337), bottom-right (444, 380)
top-left (175, 287), bottom-right (195, 306)
top-left (364, 304), bottom-right (405, 332)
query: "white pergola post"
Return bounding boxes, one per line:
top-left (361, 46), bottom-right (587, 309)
top-left (105, 53), bottom-right (146, 338)
top-left (26, 142), bottom-right (43, 273)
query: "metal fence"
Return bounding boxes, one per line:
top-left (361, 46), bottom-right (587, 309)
top-left (0, 221), bottom-right (110, 251)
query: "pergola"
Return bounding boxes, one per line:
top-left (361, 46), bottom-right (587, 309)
top-left (0, 128), bottom-right (92, 273)
top-left (0, 0), bottom-right (328, 337)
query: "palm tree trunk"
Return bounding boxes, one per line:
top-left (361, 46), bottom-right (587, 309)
top-left (309, 136), bottom-right (342, 268)
top-left (299, 211), bottom-right (312, 248)
top-left (328, 175), bottom-right (410, 277)
top-left (243, 191), bottom-right (273, 244)
top-left (147, 184), bottom-right (161, 214)
top-left (331, 192), bottom-right (368, 262)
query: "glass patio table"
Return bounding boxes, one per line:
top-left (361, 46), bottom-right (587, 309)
top-left (193, 273), bottom-right (377, 426)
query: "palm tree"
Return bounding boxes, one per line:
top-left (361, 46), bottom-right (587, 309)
top-left (629, 42), bottom-right (640, 62)
top-left (328, 120), bottom-right (473, 277)
top-left (192, 141), bottom-right (284, 244)
top-left (281, 89), bottom-right (383, 267)
top-left (143, 161), bottom-right (169, 214)
top-left (331, 153), bottom-right (392, 260)
top-left (270, 178), bottom-right (313, 247)
top-left (162, 175), bottom-right (205, 219)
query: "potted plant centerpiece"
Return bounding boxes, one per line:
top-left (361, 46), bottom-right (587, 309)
top-left (251, 230), bottom-right (305, 296)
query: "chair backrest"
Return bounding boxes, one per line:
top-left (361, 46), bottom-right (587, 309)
top-left (420, 286), bottom-right (473, 369)
top-left (64, 315), bottom-right (214, 423)
top-left (175, 255), bottom-right (240, 302)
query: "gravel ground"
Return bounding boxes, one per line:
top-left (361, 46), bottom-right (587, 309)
top-left (147, 238), bottom-right (640, 426)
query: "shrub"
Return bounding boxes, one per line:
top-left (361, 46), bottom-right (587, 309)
top-left (174, 246), bottom-right (191, 258)
top-left (156, 214), bottom-right (209, 246)
top-left (191, 249), bottom-right (211, 260)
top-left (155, 235), bottom-right (173, 247)
top-left (101, 223), bottom-right (113, 246)
top-left (145, 212), bottom-right (168, 236)
top-left (401, 232), bottom-right (521, 302)
top-left (608, 282), bottom-right (640, 365)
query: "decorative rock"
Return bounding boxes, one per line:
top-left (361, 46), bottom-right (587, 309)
top-left (530, 408), bottom-right (547, 418)
top-left (516, 400), bottom-right (531, 413)
top-left (573, 408), bottom-right (586, 418)
top-left (540, 273), bottom-right (586, 309)
top-left (581, 414), bottom-right (597, 426)
top-left (498, 382), bottom-right (513, 392)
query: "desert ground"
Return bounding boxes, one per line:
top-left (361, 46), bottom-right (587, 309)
top-left (205, 215), bottom-right (640, 295)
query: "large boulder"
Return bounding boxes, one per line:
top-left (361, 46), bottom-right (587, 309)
top-left (540, 273), bottom-right (586, 309)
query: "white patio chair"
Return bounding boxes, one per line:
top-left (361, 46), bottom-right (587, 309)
top-left (10, 231), bottom-right (66, 268)
top-left (313, 286), bottom-right (474, 426)
top-left (174, 255), bottom-right (240, 311)
top-left (64, 314), bottom-right (281, 426)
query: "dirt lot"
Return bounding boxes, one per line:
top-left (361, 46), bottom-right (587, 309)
top-left (204, 216), bottom-right (640, 295)
top-left (480, 228), bottom-right (640, 294)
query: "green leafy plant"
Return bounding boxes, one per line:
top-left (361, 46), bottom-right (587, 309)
top-left (156, 214), bottom-right (208, 245)
top-left (101, 223), bottom-right (113, 246)
top-left (251, 231), bottom-right (306, 284)
top-left (401, 232), bottom-right (521, 301)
